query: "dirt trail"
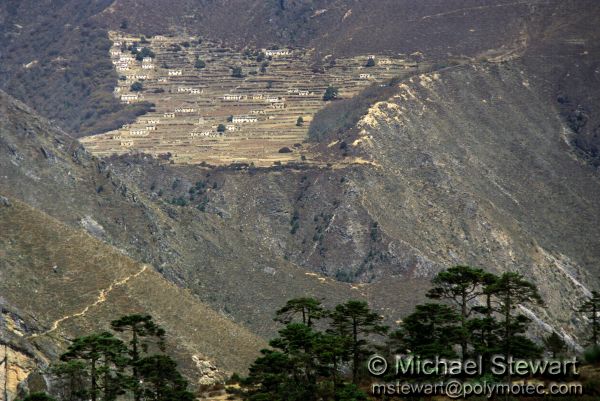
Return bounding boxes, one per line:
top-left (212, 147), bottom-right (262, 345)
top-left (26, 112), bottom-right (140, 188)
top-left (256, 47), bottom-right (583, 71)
top-left (28, 265), bottom-right (149, 339)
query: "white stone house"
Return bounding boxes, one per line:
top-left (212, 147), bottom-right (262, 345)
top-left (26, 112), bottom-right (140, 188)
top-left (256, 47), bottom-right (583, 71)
top-left (120, 94), bottom-right (139, 103)
top-left (129, 130), bottom-right (149, 136)
top-left (223, 94), bottom-right (243, 101)
top-left (264, 49), bottom-right (292, 57)
top-left (175, 107), bottom-right (196, 113)
top-left (232, 116), bottom-right (258, 124)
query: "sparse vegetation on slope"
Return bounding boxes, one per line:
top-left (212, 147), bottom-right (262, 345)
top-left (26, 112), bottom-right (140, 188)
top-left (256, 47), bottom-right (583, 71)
top-left (0, 3), bottom-right (152, 136)
top-left (0, 197), bottom-right (266, 387)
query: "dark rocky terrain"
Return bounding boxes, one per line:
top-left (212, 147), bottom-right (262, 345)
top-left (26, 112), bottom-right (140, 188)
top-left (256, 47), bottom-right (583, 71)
top-left (1, 0), bottom-right (600, 398)
top-left (2, 0), bottom-right (599, 160)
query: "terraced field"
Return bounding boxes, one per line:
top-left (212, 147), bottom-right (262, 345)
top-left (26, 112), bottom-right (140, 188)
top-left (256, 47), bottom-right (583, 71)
top-left (80, 32), bottom-right (419, 166)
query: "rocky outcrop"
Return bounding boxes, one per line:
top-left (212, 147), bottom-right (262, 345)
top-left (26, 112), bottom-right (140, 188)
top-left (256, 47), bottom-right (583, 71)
top-left (0, 345), bottom-right (37, 401)
top-left (0, 308), bottom-right (41, 401)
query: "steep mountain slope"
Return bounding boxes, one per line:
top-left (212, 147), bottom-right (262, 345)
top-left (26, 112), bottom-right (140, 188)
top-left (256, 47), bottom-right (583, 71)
top-left (104, 60), bottom-right (600, 347)
top-left (520, 3), bottom-right (600, 166)
top-left (1, 4), bottom-right (600, 398)
top-left (3, 1), bottom-right (600, 165)
top-left (0, 196), bottom-right (266, 398)
top-left (0, 0), bottom-right (151, 136)
top-left (338, 61), bottom-right (600, 340)
top-left (0, 90), bottom-right (401, 339)
top-left (97, 0), bottom-right (532, 58)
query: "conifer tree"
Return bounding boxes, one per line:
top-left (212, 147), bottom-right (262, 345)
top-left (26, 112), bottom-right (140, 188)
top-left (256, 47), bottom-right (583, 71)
top-left (487, 272), bottom-right (543, 361)
top-left (313, 332), bottom-right (351, 398)
top-left (579, 290), bottom-right (600, 346)
top-left (469, 272), bottom-right (501, 363)
top-left (50, 360), bottom-right (88, 401)
top-left (328, 300), bottom-right (387, 384)
top-left (243, 323), bottom-right (320, 401)
top-left (270, 323), bottom-right (319, 400)
top-left (111, 314), bottom-right (165, 401)
top-left (323, 86), bottom-right (338, 101)
top-left (60, 332), bottom-right (128, 401)
top-left (543, 331), bottom-right (566, 358)
top-left (427, 266), bottom-right (496, 360)
top-left (399, 303), bottom-right (461, 359)
top-left (275, 297), bottom-right (325, 327)
top-left (243, 349), bottom-right (300, 401)
top-left (136, 355), bottom-right (195, 401)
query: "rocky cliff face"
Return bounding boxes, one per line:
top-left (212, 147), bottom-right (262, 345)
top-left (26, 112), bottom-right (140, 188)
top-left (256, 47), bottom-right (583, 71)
top-left (0, 90), bottom-right (378, 339)
top-left (0, 93), bottom-right (276, 395)
top-left (100, 61), bottom-right (600, 346)
top-left (0, 301), bottom-right (47, 401)
top-left (343, 62), bottom-right (600, 338)
top-left (0, 342), bottom-right (38, 401)
top-left (2, 1), bottom-right (600, 395)
top-left (0, 348), bottom-right (35, 401)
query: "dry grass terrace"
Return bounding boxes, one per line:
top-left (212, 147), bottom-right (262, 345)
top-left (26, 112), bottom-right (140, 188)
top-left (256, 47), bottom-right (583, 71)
top-left (80, 31), bottom-right (419, 166)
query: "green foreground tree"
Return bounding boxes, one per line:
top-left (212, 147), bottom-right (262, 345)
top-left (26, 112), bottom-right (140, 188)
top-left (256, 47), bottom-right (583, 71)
top-left (46, 315), bottom-right (191, 401)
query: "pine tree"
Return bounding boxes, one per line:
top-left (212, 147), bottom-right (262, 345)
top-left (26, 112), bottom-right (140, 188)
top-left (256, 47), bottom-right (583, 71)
top-left (111, 315), bottom-right (165, 401)
top-left (328, 300), bottom-right (387, 384)
top-left (275, 297), bottom-right (325, 327)
top-left (323, 86), bottom-right (338, 101)
top-left (313, 332), bottom-right (351, 398)
top-left (487, 272), bottom-right (543, 362)
top-left (270, 323), bottom-right (319, 400)
top-left (243, 324), bottom-right (319, 401)
top-left (232, 66), bottom-right (243, 78)
top-left (194, 59), bottom-right (206, 69)
top-left (243, 349), bottom-right (300, 401)
top-left (130, 82), bottom-right (143, 92)
top-left (136, 355), bottom-right (195, 401)
top-left (337, 384), bottom-right (368, 401)
top-left (60, 332), bottom-right (128, 401)
top-left (400, 303), bottom-right (461, 359)
top-left (579, 290), bottom-right (600, 346)
top-left (50, 360), bottom-right (88, 401)
top-left (427, 266), bottom-right (496, 360)
top-left (543, 331), bottom-right (566, 358)
top-left (469, 272), bottom-right (501, 363)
